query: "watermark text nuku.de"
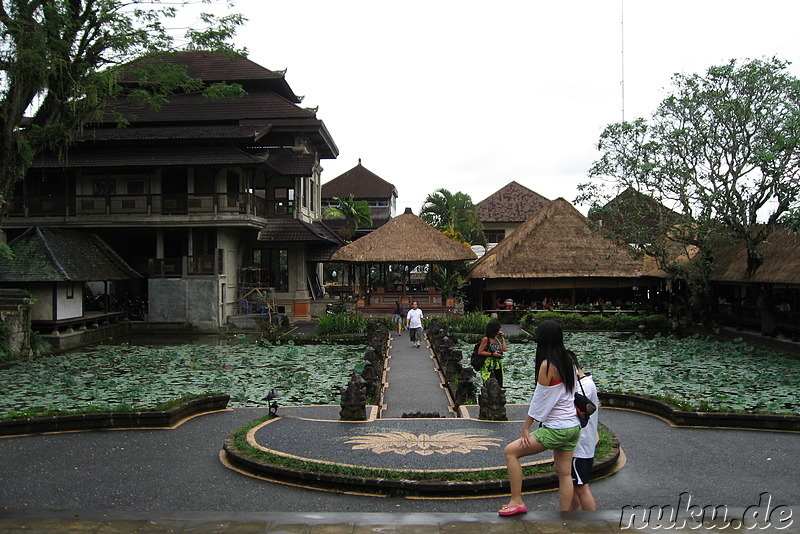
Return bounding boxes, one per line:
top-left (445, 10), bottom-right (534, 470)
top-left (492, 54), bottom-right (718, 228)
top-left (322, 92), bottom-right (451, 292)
top-left (620, 492), bottom-right (794, 530)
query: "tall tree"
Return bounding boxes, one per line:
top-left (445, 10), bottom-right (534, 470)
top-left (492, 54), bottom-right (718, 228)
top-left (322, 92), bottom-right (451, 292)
top-left (580, 57), bottom-right (800, 323)
top-left (420, 188), bottom-right (484, 245)
top-left (323, 194), bottom-right (373, 241)
top-left (0, 0), bottom-right (245, 206)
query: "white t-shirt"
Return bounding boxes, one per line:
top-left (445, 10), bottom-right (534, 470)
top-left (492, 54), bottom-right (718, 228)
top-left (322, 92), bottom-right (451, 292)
top-left (574, 374), bottom-right (600, 459)
top-left (406, 308), bottom-right (423, 329)
top-left (527, 367), bottom-right (581, 430)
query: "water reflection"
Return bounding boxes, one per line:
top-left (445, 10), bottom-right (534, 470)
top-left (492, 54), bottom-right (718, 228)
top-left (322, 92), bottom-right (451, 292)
top-left (76, 333), bottom-right (260, 350)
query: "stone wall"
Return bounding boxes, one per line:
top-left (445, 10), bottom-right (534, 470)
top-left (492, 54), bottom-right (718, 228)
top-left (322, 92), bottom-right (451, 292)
top-left (0, 288), bottom-right (32, 359)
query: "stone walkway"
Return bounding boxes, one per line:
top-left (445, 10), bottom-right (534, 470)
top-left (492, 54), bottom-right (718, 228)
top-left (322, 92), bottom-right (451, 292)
top-left (3, 506), bottom-right (799, 532)
top-left (380, 328), bottom-right (456, 418)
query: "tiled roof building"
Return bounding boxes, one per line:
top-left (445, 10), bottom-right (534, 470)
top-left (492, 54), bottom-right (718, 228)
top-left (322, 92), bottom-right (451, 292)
top-left (322, 160), bottom-right (398, 235)
top-left (4, 51), bottom-right (340, 331)
top-left (475, 181), bottom-right (550, 244)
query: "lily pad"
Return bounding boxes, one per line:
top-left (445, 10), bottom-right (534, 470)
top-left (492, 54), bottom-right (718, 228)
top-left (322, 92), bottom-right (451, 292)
top-left (0, 336), bottom-right (365, 417)
top-left (462, 332), bottom-right (800, 414)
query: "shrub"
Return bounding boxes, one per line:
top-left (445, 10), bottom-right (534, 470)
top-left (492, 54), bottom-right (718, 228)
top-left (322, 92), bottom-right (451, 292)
top-left (582, 314), bottom-right (612, 330)
top-left (317, 312), bottom-right (368, 335)
top-left (520, 310), bottom-right (560, 331)
top-left (30, 331), bottom-right (52, 357)
top-left (641, 314), bottom-right (669, 330)
top-left (521, 310), bottom-right (669, 332)
top-left (0, 322), bottom-right (20, 363)
top-left (607, 313), bottom-right (634, 331)
top-left (443, 312), bottom-right (490, 334)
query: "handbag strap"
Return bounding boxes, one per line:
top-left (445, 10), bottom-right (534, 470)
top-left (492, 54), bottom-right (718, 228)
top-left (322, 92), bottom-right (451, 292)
top-left (577, 373), bottom-right (588, 396)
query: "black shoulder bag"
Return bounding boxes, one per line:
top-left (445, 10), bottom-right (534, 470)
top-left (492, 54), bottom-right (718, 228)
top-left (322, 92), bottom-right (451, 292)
top-left (574, 376), bottom-right (597, 428)
top-left (470, 340), bottom-right (487, 371)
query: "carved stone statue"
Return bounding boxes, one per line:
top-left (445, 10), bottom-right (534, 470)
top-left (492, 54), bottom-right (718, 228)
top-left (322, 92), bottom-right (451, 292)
top-left (339, 374), bottom-right (368, 421)
top-left (454, 367), bottom-right (478, 406)
top-left (478, 377), bottom-right (507, 421)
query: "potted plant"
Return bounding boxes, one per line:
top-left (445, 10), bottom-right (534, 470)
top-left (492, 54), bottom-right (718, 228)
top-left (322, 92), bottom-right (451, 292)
top-left (429, 266), bottom-right (465, 308)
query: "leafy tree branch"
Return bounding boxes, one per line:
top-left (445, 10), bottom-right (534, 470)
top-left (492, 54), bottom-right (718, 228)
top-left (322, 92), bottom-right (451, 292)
top-left (0, 0), bottom-right (246, 206)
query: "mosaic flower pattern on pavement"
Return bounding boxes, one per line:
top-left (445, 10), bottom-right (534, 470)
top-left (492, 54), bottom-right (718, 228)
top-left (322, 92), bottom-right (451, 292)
top-left (345, 431), bottom-right (503, 455)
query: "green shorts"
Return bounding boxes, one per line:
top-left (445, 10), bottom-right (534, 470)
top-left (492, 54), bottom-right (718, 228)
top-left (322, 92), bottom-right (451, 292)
top-left (532, 424), bottom-right (581, 450)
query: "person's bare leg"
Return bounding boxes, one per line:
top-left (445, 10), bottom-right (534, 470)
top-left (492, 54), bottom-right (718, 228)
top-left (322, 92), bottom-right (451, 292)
top-left (502, 437), bottom-right (546, 509)
top-left (575, 484), bottom-right (596, 511)
top-left (553, 449), bottom-right (575, 511)
top-left (570, 490), bottom-right (581, 511)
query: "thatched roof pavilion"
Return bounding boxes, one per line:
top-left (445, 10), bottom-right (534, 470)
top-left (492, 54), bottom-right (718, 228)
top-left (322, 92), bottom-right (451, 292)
top-left (466, 198), bottom-right (661, 292)
top-left (328, 208), bottom-right (476, 310)
top-left (331, 208), bottom-right (476, 264)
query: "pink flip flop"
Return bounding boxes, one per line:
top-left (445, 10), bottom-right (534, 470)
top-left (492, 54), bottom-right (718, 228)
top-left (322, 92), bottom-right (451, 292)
top-left (498, 504), bottom-right (528, 516)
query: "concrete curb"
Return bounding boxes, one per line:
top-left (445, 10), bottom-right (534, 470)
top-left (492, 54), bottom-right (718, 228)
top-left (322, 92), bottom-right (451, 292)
top-left (0, 394), bottom-right (230, 436)
top-left (221, 422), bottom-right (621, 496)
top-left (599, 392), bottom-right (800, 432)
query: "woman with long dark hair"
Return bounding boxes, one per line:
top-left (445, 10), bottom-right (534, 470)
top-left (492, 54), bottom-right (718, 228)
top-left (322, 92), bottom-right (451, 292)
top-left (498, 320), bottom-right (581, 515)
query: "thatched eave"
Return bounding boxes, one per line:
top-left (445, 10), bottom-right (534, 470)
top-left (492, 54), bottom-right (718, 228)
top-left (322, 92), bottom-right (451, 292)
top-left (331, 208), bottom-right (476, 263)
top-left (710, 226), bottom-right (800, 285)
top-left (467, 198), bottom-right (651, 281)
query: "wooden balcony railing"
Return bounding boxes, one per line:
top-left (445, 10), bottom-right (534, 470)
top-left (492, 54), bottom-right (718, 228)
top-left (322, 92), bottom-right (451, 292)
top-left (149, 251), bottom-right (223, 278)
top-left (4, 193), bottom-right (294, 219)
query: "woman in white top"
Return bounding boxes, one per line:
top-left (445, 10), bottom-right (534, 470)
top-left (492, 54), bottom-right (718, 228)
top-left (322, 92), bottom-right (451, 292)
top-left (499, 320), bottom-right (581, 516)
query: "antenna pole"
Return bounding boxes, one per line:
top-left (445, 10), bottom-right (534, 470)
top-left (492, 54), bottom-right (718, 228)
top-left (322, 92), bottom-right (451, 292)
top-left (621, 0), bottom-right (625, 123)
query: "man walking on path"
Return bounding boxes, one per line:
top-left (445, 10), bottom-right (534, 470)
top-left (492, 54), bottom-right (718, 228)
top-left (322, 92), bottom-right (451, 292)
top-left (405, 301), bottom-right (424, 348)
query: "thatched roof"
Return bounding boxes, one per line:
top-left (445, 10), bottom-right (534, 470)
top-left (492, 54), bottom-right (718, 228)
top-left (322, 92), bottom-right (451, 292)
top-left (476, 181), bottom-right (550, 223)
top-left (0, 227), bottom-right (142, 282)
top-left (710, 226), bottom-right (800, 285)
top-left (466, 198), bottom-right (654, 281)
top-left (330, 208), bottom-right (477, 263)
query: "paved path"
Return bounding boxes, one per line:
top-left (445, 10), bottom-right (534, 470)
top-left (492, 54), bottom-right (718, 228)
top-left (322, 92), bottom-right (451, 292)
top-left (1, 406), bottom-right (799, 531)
top-left (380, 330), bottom-right (455, 418)
top-left (1, 406), bottom-right (798, 507)
top-left (379, 323), bottom-right (525, 418)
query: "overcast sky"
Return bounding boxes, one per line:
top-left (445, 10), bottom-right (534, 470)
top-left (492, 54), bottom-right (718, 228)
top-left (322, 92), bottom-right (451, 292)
top-left (226, 1), bottom-right (800, 215)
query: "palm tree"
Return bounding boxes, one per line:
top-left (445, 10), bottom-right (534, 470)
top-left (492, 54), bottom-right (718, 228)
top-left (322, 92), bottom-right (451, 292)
top-left (420, 189), bottom-right (485, 245)
top-left (324, 194), bottom-right (373, 241)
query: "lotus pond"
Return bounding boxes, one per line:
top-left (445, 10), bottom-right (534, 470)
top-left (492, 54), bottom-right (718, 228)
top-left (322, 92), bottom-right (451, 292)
top-left (0, 335), bottom-right (365, 418)
top-left (1, 332), bottom-right (799, 419)
top-left (466, 333), bottom-right (800, 414)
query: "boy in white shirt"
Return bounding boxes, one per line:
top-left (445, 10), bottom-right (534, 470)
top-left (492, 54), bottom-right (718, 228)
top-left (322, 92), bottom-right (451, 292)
top-left (571, 367), bottom-right (599, 510)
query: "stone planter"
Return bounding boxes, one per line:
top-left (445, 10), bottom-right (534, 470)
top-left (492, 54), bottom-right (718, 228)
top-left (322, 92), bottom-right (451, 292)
top-left (0, 394), bottom-right (230, 437)
top-left (599, 392), bottom-right (800, 432)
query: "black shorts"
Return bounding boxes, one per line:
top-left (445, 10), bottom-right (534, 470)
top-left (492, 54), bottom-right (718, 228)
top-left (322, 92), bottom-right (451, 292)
top-left (571, 457), bottom-right (594, 486)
